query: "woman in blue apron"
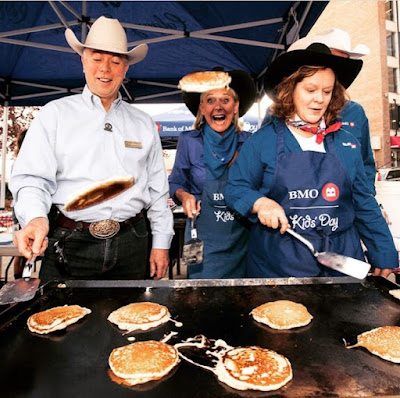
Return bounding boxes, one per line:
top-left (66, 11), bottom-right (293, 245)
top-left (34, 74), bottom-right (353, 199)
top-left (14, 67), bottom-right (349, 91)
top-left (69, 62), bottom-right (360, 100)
top-left (169, 69), bottom-right (256, 278)
top-left (225, 43), bottom-right (398, 278)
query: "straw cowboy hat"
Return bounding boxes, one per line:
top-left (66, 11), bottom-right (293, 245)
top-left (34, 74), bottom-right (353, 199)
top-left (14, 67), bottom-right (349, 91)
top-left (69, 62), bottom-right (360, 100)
top-left (288, 28), bottom-right (370, 59)
top-left (181, 69), bottom-right (256, 117)
top-left (65, 16), bottom-right (148, 65)
top-left (263, 43), bottom-right (363, 99)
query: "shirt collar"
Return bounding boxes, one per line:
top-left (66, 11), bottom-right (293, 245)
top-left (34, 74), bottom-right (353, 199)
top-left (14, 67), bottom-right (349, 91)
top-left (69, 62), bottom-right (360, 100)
top-left (82, 85), bottom-right (123, 110)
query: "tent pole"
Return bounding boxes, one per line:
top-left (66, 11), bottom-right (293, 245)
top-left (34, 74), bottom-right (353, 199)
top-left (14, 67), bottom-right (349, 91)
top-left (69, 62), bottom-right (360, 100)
top-left (1, 103), bottom-right (9, 209)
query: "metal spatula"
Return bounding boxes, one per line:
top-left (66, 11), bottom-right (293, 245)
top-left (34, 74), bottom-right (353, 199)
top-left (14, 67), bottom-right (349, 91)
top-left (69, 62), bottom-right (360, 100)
top-left (286, 228), bottom-right (371, 279)
top-left (182, 214), bottom-right (204, 265)
top-left (0, 256), bottom-right (40, 304)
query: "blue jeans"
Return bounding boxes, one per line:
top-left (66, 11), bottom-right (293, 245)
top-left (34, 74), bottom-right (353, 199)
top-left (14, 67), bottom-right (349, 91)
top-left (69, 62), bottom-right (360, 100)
top-left (40, 218), bottom-right (149, 283)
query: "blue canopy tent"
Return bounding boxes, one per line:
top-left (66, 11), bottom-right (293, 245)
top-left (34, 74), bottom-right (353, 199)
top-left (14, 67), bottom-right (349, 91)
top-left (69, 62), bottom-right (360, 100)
top-left (0, 0), bottom-right (328, 206)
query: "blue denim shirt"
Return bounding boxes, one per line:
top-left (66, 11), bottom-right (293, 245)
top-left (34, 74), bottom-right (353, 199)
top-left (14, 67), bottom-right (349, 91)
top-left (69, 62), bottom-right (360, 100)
top-left (340, 101), bottom-right (376, 195)
top-left (169, 126), bottom-right (251, 205)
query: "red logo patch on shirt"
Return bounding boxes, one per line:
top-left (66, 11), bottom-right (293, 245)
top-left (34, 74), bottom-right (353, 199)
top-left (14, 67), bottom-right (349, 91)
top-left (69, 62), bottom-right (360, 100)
top-left (322, 183), bottom-right (339, 202)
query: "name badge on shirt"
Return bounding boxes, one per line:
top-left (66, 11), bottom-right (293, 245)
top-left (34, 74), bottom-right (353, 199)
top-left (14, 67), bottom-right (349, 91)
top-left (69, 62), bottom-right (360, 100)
top-left (125, 141), bottom-right (142, 149)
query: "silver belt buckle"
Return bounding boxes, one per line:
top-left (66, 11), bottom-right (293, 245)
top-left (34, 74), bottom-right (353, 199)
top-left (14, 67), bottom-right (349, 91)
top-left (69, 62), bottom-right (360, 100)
top-left (89, 220), bottom-right (120, 239)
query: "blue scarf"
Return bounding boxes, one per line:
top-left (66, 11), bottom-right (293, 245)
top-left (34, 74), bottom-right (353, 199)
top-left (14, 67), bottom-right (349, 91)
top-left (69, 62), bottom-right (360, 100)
top-left (203, 123), bottom-right (237, 179)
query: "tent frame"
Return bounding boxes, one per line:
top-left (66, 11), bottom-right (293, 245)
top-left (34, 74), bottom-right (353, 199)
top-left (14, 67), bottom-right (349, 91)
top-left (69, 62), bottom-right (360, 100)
top-left (0, 0), bottom-right (313, 103)
top-left (0, 0), bottom-right (321, 208)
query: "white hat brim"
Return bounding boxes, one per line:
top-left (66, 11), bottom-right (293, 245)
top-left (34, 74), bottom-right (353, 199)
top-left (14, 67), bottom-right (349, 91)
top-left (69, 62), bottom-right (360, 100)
top-left (288, 31), bottom-right (370, 59)
top-left (65, 28), bottom-right (148, 65)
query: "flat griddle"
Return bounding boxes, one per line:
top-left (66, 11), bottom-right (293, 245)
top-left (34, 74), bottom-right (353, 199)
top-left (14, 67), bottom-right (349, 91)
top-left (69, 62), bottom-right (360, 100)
top-left (0, 276), bottom-right (400, 398)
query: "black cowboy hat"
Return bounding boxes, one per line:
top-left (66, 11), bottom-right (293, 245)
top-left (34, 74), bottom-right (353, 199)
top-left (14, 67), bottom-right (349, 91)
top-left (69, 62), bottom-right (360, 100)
top-left (182, 68), bottom-right (256, 117)
top-left (263, 43), bottom-right (363, 99)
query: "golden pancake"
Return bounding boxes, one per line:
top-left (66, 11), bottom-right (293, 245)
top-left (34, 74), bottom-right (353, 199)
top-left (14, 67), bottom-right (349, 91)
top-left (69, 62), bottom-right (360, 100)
top-left (64, 176), bottom-right (134, 212)
top-left (109, 340), bottom-right (180, 386)
top-left (27, 304), bottom-right (91, 334)
top-left (107, 302), bottom-right (170, 332)
top-left (215, 346), bottom-right (292, 391)
top-left (389, 289), bottom-right (400, 300)
top-left (346, 326), bottom-right (400, 363)
top-left (251, 300), bottom-right (313, 330)
top-left (178, 71), bottom-right (232, 93)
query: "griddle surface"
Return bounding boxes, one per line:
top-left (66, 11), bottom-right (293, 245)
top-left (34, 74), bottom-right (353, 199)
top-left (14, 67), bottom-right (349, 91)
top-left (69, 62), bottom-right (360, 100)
top-left (1, 277), bottom-right (400, 397)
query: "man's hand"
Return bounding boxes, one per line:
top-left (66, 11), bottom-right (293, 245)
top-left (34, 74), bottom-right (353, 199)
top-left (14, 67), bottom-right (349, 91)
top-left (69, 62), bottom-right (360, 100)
top-left (149, 248), bottom-right (170, 280)
top-left (13, 217), bottom-right (49, 259)
top-left (252, 197), bottom-right (289, 234)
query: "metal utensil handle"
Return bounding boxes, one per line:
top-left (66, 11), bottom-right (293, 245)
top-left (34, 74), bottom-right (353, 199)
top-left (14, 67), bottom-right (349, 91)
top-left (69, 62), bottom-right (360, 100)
top-left (22, 255), bottom-right (37, 280)
top-left (286, 228), bottom-right (316, 255)
top-left (191, 213), bottom-right (198, 239)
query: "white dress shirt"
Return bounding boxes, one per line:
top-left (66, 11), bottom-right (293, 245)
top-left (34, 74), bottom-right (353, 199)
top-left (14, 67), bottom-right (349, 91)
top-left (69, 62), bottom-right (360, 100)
top-left (10, 85), bottom-right (173, 249)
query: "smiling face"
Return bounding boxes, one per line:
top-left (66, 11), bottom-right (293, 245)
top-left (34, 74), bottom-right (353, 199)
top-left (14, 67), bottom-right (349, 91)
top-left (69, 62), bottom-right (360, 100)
top-left (82, 48), bottom-right (129, 111)
top-left (199, 88), bottom-right (239, 134)
top-left (292, 68), bottom-right (335, 127)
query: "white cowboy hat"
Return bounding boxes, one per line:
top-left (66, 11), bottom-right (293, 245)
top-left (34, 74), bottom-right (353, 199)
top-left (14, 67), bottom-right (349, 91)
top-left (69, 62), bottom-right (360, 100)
top-left (65, 16), bottom-right (148, 65)
top-left (288, 28), bottom-right (370, 59)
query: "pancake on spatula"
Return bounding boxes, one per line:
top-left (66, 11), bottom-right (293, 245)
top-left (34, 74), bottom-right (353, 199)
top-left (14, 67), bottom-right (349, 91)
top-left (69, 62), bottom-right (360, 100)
top-left (346, 326), bottom-right (400, 363)
top-left (108, 302), bottom-right (170, 332)
top-left (64, 176), bottom-right (134, 212)
top-left (251, 300), bottom-right (313, 330)
top-left (27, 304), bottom-right (91, 334)
top-left (109, 340), bottom-right (180, 386)
top-left (216, 346), bottom-right (293, 391)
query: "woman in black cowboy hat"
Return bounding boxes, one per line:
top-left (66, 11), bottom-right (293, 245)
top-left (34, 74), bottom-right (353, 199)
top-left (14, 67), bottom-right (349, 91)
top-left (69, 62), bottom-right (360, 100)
top-left (169, 69), bottom-right (256, 278)
top-left (225, 44), bottom-right (397, 278)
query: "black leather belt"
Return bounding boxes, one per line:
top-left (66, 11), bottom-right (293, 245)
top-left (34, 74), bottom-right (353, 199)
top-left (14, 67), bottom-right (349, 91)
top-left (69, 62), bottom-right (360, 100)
top-left (56, 212), bottom-right (143, 239)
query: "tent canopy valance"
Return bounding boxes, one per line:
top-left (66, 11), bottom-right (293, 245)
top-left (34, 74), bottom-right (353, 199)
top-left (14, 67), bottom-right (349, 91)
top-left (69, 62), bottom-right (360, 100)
top-left (0, 0), bottom-right (328, 208)
top-left (0, 1), bottom-right (328, 106)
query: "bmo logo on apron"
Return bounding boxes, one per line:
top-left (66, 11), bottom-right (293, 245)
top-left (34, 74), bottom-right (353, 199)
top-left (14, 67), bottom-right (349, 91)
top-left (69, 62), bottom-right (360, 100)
top-left (322, 183), bottom-right (339, 202)
top-left (288, 183), bottom-right (340, 202)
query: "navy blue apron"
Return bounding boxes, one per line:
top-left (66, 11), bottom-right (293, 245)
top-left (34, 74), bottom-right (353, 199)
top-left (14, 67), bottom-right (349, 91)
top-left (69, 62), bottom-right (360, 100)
top-left (247, 122), bottom-right (364, 277)
top-left (186, 167), bottom-right (248, 279)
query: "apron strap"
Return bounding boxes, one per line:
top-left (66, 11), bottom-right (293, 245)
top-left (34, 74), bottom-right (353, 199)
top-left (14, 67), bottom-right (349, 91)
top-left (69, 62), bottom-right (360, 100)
top-left (228, 150), bottom-right (239, 168)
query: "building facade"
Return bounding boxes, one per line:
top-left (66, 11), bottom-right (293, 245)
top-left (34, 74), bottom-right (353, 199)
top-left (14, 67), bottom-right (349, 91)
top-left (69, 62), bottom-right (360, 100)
top-left (307, 0), bottom-right (400, 169)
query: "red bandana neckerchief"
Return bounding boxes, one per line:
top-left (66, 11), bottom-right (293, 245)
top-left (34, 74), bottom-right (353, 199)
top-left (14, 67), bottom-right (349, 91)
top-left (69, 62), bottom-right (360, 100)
top-left (287, 117), bottom-right (342, 144)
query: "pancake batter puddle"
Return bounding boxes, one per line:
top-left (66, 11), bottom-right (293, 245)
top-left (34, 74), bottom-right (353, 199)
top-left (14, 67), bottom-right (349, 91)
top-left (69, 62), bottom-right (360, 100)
top-left (175, 335), bottom-right (293, 391)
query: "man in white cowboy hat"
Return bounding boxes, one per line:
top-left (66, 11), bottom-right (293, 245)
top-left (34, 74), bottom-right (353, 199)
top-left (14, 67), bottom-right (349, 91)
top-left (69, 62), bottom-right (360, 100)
top-left (262, 28), bottom-right (376, 196)
top-left (287, 28), bottom-right (370, 59)
top-left (10, 16), bottom-right (174, 282)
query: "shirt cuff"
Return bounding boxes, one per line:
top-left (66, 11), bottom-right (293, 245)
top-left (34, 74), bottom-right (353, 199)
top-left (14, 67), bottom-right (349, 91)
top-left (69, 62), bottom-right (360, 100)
top-left (152, 233), bottom-right (174, 250)
top-left (233, 191), bottom-right (264, 217)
